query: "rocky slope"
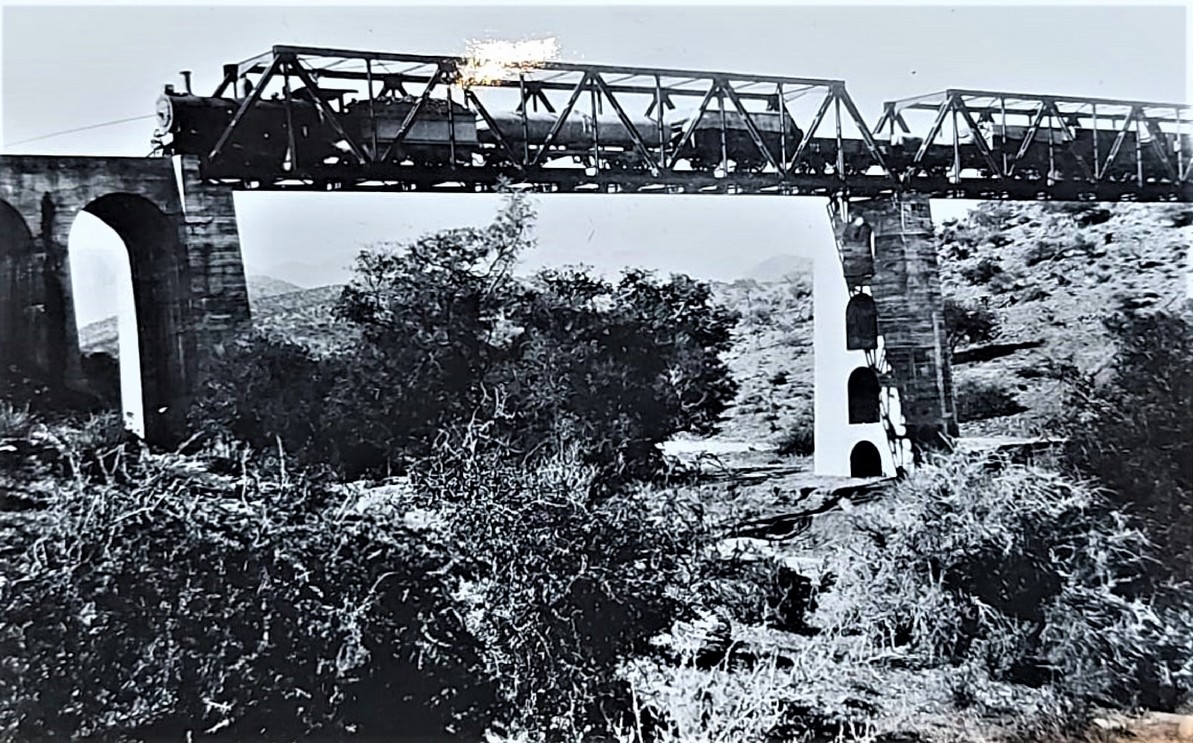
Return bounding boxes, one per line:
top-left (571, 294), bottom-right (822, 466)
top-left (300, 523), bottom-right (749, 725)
top-left (938, 202), bottom-right (1191, 436)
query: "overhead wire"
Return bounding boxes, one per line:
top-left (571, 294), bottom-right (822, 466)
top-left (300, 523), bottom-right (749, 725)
top-left (3, 114), bottom-right (156, 149)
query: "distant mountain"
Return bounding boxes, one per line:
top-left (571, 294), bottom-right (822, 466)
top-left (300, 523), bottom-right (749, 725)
top-left (78, 274), bottom-right (311, 357)
top-left (247, 274), bottom-right (305, 303)
top-left (744, 254), bottom-right (814, 282)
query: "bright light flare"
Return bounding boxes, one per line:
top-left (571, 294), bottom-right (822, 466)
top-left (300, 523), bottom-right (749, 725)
top-left (458, 37), bottom-right (561, 87)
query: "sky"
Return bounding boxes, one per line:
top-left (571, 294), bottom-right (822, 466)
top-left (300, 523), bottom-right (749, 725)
top-left (1, 2), bottom-right (1190, 325)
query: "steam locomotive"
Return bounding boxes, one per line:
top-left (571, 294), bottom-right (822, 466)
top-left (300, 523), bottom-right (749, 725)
top-left (156, 86), bottom-right (1189, 184)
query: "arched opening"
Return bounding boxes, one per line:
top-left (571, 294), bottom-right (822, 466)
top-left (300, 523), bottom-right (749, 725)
top-left (840, 216), bottom-right (874, 281)
top-left (70, 194), bottom-right (191, 443)
top-left (69, 212), bottom-right (143, 435)
top-left (845, 293), bottom-right (878, 350)
top-left (0, 200), bottom-right (37, 376)
top-left (847, 366), bottom-right (881, 424)
top-left (850, 440), bottom-right (884, 478)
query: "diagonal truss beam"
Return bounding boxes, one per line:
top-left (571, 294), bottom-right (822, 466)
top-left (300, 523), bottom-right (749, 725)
top-left (1007, 103), bottom-right (1049, 176)
top-left (953, 97), bottom-right (1003, 178)
top-left (208, 56), bottom-right (281, 163)
top-left (666, 82), bottom-right (720, 170)
top-left (784, 92), bottom-right (833, 174)
top-left (288, 61), bottom-right (371, 164)
top-left (1042, 101), bottom-right (1094, 182)
top-left (836, 87), bottom-right (889, 175)
top-left (464, 88), bottom-right (523, 170)
top-left (1101, 107), bottom-right (1139, 179)
top-left (379, 65), bottom-right (446, 163)
top-left (1142, 116), bottom-right (1178, 182)
top-left (721, 80), bottom-right (781, 172)
top-left (529, 72), bottom-right (591, 168)
top-left (593, 74), bottom-right (659, 173)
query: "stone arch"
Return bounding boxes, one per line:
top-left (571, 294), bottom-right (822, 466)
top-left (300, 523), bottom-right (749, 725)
top-left (845, 293), bottom-right (878, 350)
top-left (0, 200), bottom-right (37, 373)
top-left (850, 440), bottom-right (884, 478)
top-left (847, 366), bottom-right (881, 424)
top-left (841, 215), bottom-right (874, 282)
top-left (79, 193), bottom-right (192, 443)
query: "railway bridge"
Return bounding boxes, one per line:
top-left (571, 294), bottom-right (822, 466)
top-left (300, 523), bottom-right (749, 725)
top-left (1, 46), bottom-right (1189, 471)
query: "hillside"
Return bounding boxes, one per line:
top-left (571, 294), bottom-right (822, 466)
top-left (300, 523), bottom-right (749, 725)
top-left (938, 201), bottom-right (1191, 437)
top-left (73, 202), bottom-right (1188, 450)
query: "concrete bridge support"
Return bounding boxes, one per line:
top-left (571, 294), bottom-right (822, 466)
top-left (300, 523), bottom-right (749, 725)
top-left (815, 191), bottom-right (957, 477)
top-left (0, 155), bottom-right (250, 443)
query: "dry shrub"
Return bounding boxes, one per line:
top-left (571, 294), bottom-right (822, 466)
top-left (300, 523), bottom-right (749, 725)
top-left (405, 434), bottom-right (709, 739)
top-left (627, 453), bottom-right (1193, 742)
top-left (0, 443), bottom-right (494, 742)
top-left (811, 453), bottom-right (1192, 716)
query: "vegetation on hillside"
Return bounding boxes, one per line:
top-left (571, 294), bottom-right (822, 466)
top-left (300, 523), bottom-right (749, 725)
top-left (1054, 306), bottom-right (1193, 588)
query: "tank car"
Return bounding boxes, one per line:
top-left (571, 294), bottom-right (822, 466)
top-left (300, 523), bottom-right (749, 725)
top-left (672, 110), bottom-right (803, 173)
top-left (341, 96), bottom-right (479, 167)
top-left (478, 111), bottom-right (664, 168)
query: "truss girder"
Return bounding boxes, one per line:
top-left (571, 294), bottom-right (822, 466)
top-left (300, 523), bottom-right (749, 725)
top-left (167, 47), bottom-right (1189, 201)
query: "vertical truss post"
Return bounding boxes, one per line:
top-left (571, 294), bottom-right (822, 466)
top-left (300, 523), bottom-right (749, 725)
top-left (1000, 97), bottom-right (1008, 175)
top-left (1178, 107), bottom-right (1187, 181)
top-left (950, 96), bottom-right (961, 183)
top-left (590, 79), bottom-right (601, 172)
top-left (282, 62), bottom-right (298, 171)
top-left (834, 90), bottom-right (844, 180)
top-left (1046, 104), bottom-right (1056, 183)
top-left (518, 73), bottom-right (530, 165)
top-left (717, 81), bottom-right (729, 173)
top-left (1135, 116), bottom-right (1145, 187)
top-left (1092, 103), bottom-right (1100, 180)
top-left (447, 83), bottom-right (458, 167)
top-left (365, 59), bottom-right (379, 159)
top-left (778, 83), bottom-right (788, 168)
top-left (655, 75), bottom-right (666, 169)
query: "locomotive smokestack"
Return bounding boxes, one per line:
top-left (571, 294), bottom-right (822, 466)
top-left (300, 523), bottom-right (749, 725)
top-left (180, 70), bottom-right (192, 95)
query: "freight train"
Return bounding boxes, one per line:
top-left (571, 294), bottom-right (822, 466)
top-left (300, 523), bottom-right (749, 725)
top-left (156, 86), bottom-right (1190, 184)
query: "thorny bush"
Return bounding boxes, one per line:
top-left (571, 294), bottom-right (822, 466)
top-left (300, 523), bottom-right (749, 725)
top-left (1055, 306), bottom-right (1193, 588)
top-left (810, 453), bottom-right (1193, 719)
top-left (194, 192), bottom-right (739, 482)
top-left (406, 431), bottom-right (709, 739)
top-left (0, 441), bottom-right (495, 742)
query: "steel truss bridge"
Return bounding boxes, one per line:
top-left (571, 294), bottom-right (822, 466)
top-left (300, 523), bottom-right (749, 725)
top-left (152, 45), bottom-right (1193, 202)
